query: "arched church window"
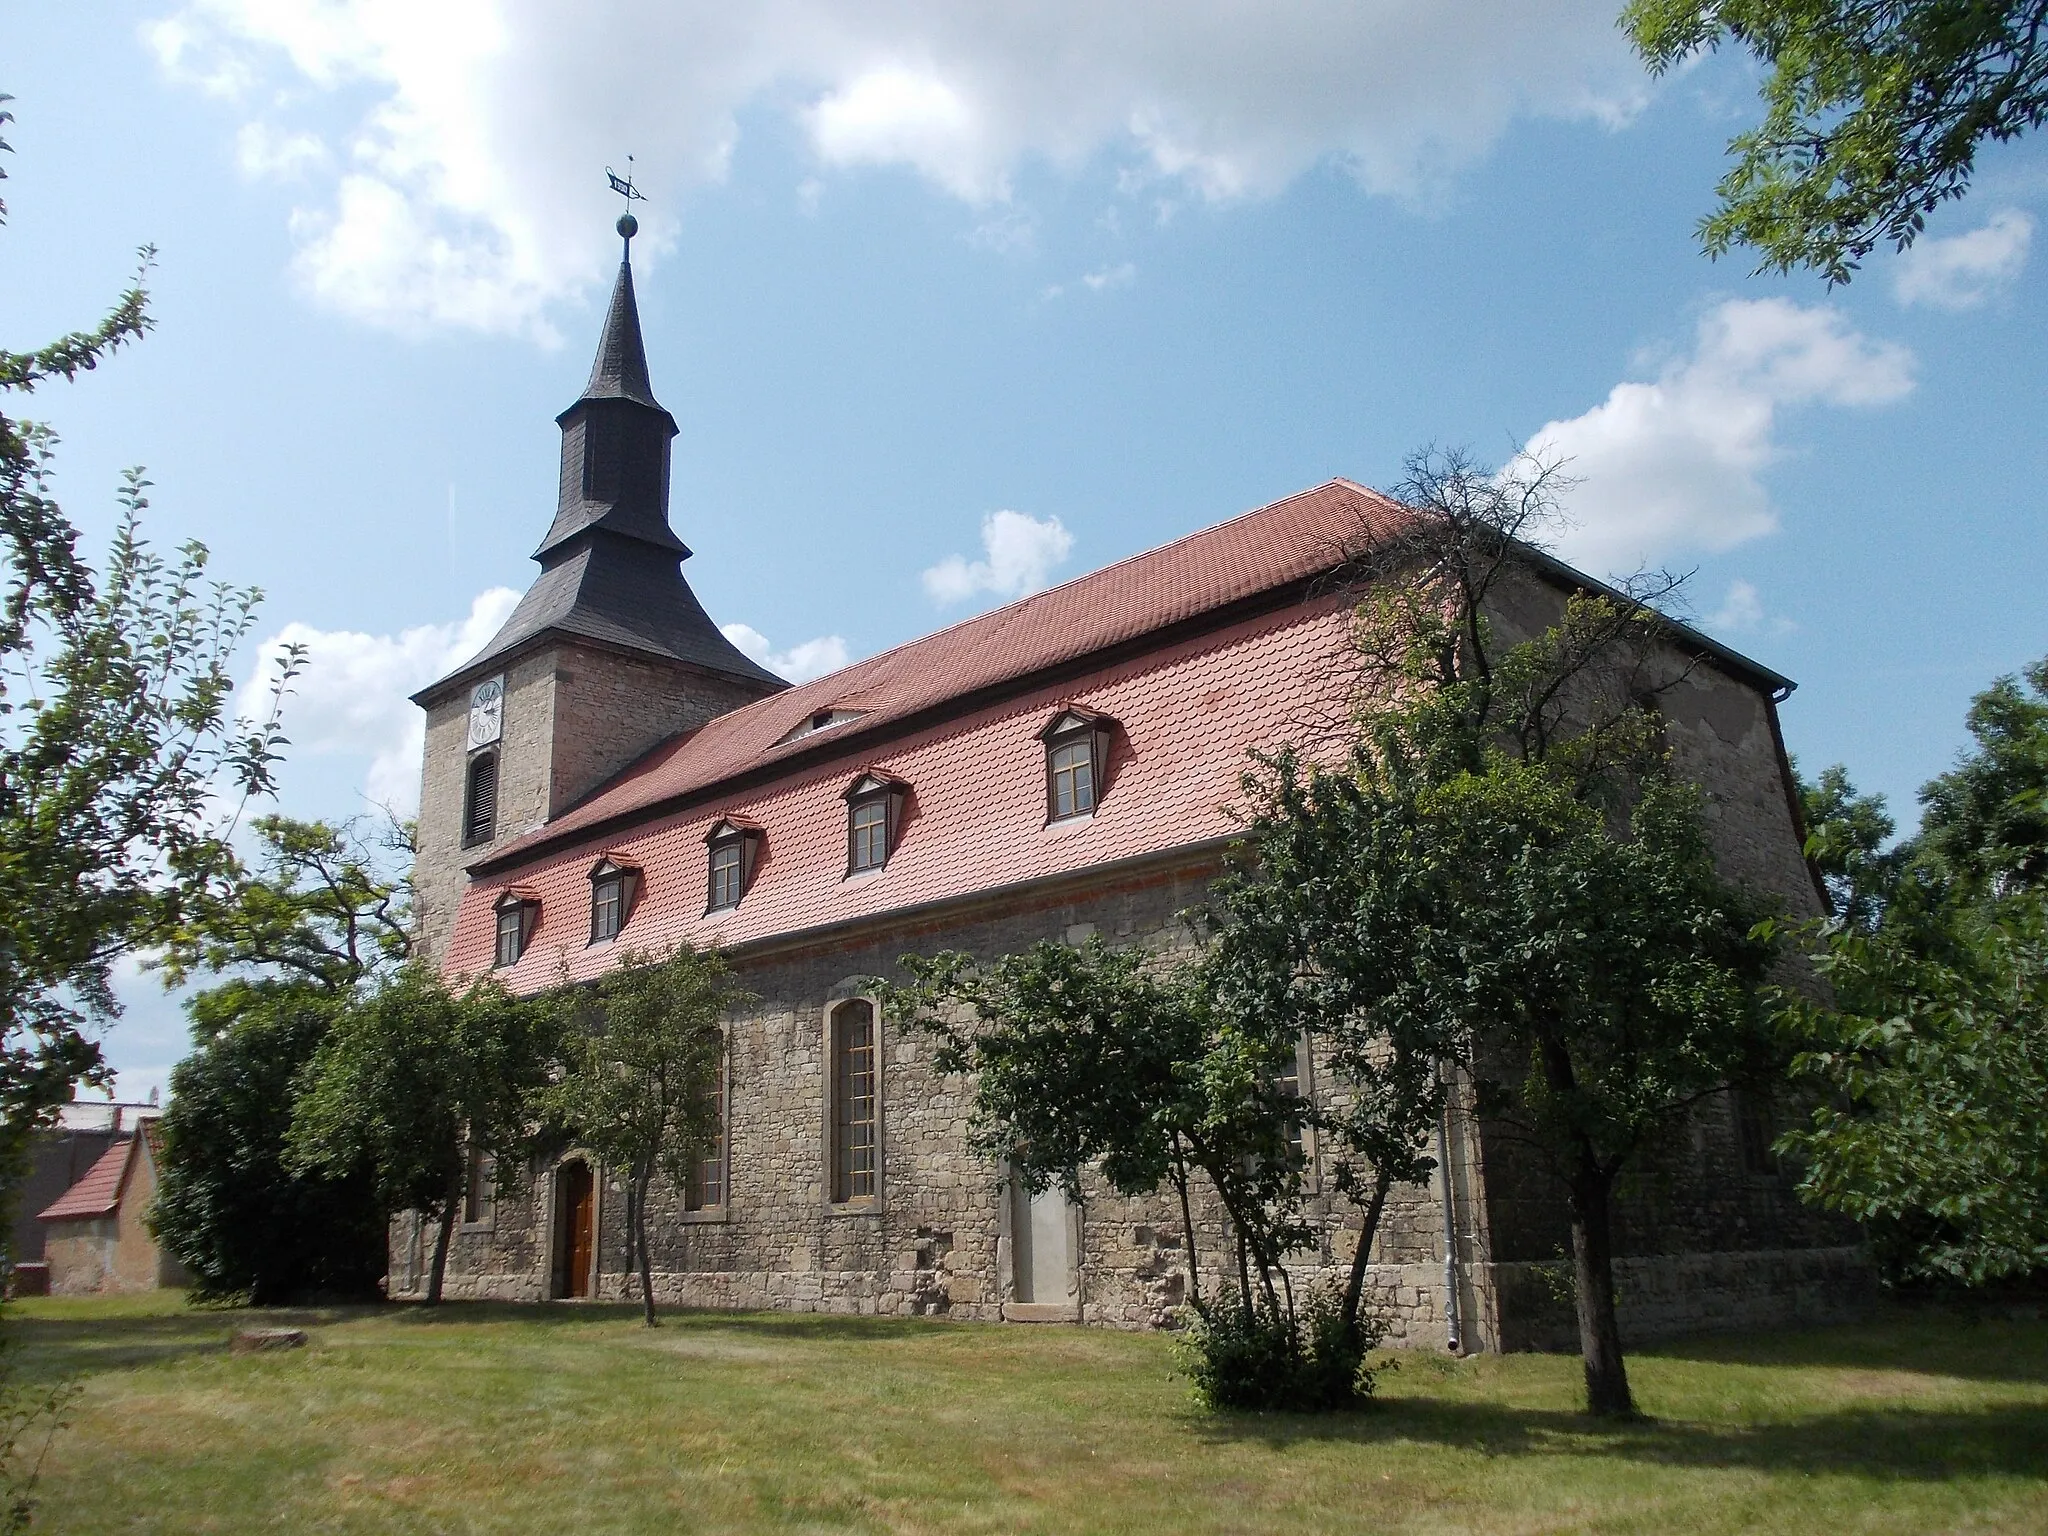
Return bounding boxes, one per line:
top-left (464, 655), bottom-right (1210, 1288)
top-left (830, 999), bottom-right (878, 1204)
top-left (462, 752), bottom-right (499, 849)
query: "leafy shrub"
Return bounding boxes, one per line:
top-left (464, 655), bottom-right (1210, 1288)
top-left (1177, 1281), bottom-right (1386, 1411)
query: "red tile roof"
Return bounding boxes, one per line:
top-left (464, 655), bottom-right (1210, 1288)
top-left (475, 478), bottom-right (1408, 868)
top-left (448, 594), bottom-right (1361, 985)
top-left (445, 476), bottom-right (1796, 986)
top-left (38, 1136), bottom-right (134, 1221)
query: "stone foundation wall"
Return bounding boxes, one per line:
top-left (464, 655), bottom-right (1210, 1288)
top-left (1487, 1245), bottom-right (1876, 1353)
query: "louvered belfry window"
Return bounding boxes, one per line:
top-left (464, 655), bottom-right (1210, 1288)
top-left (832, 1000), bottom-right (877, 1203)
top-left (463, 752), bottom-right (499, 848)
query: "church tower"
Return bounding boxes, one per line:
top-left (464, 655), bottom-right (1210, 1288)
top-left (411, 213), bottom-right (787, 964)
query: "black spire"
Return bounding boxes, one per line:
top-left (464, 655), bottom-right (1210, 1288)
top-left (426, 218), bottom-right (784, 695)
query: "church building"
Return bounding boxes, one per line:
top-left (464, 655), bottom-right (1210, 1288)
top-left (400, 219), bottom-right (1868, 1348)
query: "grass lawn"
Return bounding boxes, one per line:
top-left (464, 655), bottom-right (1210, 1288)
top-left (7, 1293), bottom-right (2045, 1534)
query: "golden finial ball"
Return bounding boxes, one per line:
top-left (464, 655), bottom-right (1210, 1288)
top-left (616, 212), bottom-right (638, 240)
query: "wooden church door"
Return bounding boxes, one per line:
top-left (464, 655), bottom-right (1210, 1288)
top-left (553, 1161), bottom-right (595, 1299)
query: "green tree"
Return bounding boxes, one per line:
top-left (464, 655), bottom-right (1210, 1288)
top-left (1446, 760), bottom-right (1777, 1417)
top-left (1796, 760), bottom-right (1905, 929)
top-left (891, 940), bottom-right (1363, 1408)
top-left (1916, 657), bottom-right (2048, 896)
top-left (1778, 890), bottom-right (2047, 1283)
top-left (1773, 654), bottom-right (2048, 1283)
top-left (0, 96), bottom-right (287, 1201)
top-left (1626, 0), bottom-right (2048, 281)
top-left (1283, 448), bottom-right (1780, 1416)
top-left (546, 946), bottom-right (746, 1327)
top-left (158, 814), bottom-right (414, 991)
top-left (289, 965), bottom-right (561, 1305)
top-left (1206, 744), bottom-right (1464, 1338)
top-left (891, 939), bottom-right (1311, 1319)
top-left (151, 982), bottom-right (386, 1302)
top-left (150, 817), bottom-right (410, 1301)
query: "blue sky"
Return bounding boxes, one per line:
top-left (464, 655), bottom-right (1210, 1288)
top-left (8, 1), bottom-right (2045, 1100)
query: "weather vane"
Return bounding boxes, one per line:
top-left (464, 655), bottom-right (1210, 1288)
top-left (606, 156), bottom-right (648, 254)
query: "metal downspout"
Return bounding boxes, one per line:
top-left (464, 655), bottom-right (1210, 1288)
top-left (1436, 1091), bottom-right (1464, 1354)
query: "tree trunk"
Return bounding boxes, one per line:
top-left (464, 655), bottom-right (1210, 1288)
top-left (1169, 1137), bottom-right (1201, 1308)
top-left (634, 1166), bottom-right (657, 1328)
top-left (1568, 1154), bottom-right (1634, 1418)
top-left (425, 1164), bottom-right (462, 1306)
top-left (1341, 1162), bottom-right (1396, 1331)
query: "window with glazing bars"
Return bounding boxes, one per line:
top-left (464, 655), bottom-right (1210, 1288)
top-left (463, 752), bottom-right (498, 847)
top-left (849, 797), bottom-right (889, 872)
top-left (685, 1061), bottom-right (725, 1210)
top-left (708, 839), bottom-right (743, 910)
top-left (494, 904), bottom-right (526, 967)
top-left (590, 875), bottom-right (624, 942)
top-left (462, 1147), bottom-right (490, 1224)
top-left (1275, 1038), bottom-right (1308, 1161)
top-left (832, 1000), bottom-right (877, 1202)
top-left (1047, 735), bottom-right (1095, 819)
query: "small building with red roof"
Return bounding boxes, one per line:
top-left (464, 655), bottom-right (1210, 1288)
top-left (394, 219), bottom-right (1864, 1346)
top-left (37, 1122), bottom-right (189, 1296)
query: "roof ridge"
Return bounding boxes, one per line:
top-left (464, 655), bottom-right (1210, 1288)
top-left (745, 477), bottom-right (1386, 704)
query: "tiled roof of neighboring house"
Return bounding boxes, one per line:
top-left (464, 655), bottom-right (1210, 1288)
top-left (475, 479), bottom-right (1409, 869)
top-left (38, 1136), bottom-right (134, 1221)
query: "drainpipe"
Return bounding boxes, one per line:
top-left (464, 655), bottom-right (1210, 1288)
top-left (1436, 1093), bottom-right (1464, 1355)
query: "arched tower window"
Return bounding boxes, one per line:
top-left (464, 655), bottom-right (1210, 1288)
top-left (462, 752), bottom-right (499, 849)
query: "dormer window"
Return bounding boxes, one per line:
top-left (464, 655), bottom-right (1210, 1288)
top-left (775, 707), bottom-right (871, 748)
top-left (492, 889), bottom-right (539, 967)
top-left (842, 771), bottom-right (909, 875)
top-left (704, 816), bottom-right (763, 912)
top-left (588, 855), bottom-right (640, 943)
top-left (1038, 706), bottom-right (1117, 823)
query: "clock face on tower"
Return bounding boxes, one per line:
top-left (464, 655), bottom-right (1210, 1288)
top-left (467, 676), bottom-right (505, 751)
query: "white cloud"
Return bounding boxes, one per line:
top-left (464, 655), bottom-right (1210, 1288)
top-left (1082, 261), bottom-right (1136, 292)
top-left (922, 509), bottom-right (1074, 605)
top-left (1528, 298), bottom-right (1915, 574)
top-left (1707, 579), bottom-right (1764, 633)
top-left (720, 623), bottom-right (851, 683)
top-left (146, 0), bottom-right (1647, 335)
top-left (237, 587), bottom-right (521, 816)
top-left (235, 122), bottom-right (328, 180)
top-left (1892, 209), bottom-right (2034, 310)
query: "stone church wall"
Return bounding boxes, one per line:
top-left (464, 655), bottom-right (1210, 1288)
top-left (400, 584), bottom-right (1869, 1348)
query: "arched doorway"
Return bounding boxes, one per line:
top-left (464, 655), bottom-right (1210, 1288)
top-left (552, 1159), bottom-right (595, 1300)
